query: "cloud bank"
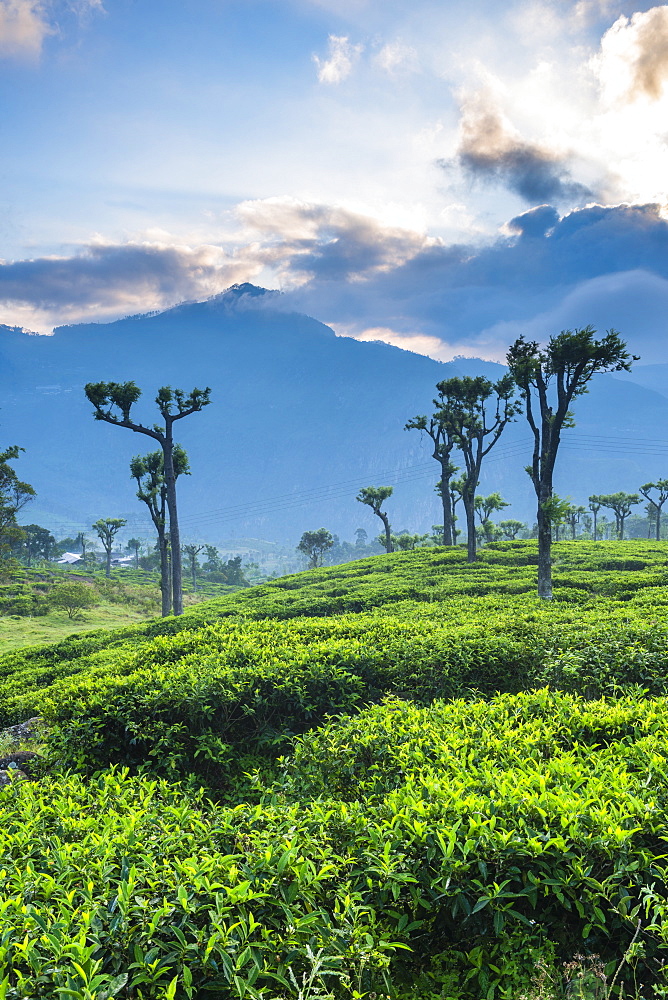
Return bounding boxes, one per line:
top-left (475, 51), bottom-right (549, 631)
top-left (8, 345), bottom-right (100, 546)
top-left (3, 199), bottom-right (668, 367)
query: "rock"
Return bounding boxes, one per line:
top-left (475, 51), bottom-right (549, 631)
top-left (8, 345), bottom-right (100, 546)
top-left (0, 767), bottom-right (28, 788)
top-left (0, 717), bottom-right (44, 750)
top-left (0, 751), bottom-right (40, 777)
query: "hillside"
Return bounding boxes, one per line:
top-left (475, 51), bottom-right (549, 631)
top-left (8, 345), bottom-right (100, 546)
top-left (3, 542), bottom-right (668, 996)
top-left (1, 284), bottom-right (667, 545)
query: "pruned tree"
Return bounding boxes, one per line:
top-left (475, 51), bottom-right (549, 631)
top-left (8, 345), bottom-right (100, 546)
top-left (405, 397), bottom-right (459, 545)
top-left (85, 381), bottom-right (211, 615)
top-left (474, 492), bottom-right (510, 543)
top-left (130, 446), bottom-right (190, 616)
top-left (595, 492), bottom-right (639, 540)
top-left (356, 486), bottom-right (394, 553)
top-left (436, 376), bottom-right (518, 562)
top-left (639, 480), bottom-right (668, 540)
top-left (297, 528), bottom-right (334, 568)
top-left (182, 543), bottom-right (204, 590)
top-left (507, 328), bottom-right (636, 599)
top-left (588, 496), bottom-right (602, 542)
top-left (564, 503), bottom-right (586, 540)
top-left (126, 537), bottom-right (142, 569)
top-left (92, 518), bottom-right (127, 578)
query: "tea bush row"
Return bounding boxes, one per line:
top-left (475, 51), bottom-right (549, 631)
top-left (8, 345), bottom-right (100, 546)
top-left (4, 690), bottom-right (668, 998)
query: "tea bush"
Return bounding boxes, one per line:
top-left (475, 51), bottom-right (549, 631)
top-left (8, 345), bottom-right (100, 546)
top-left (4, 691), bottom-right (668, 997)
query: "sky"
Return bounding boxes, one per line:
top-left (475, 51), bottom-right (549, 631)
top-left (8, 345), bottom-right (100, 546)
top-left (2, 0), bottom-right (668, 362)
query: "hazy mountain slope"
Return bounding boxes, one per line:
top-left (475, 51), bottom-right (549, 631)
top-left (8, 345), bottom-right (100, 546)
top-left (0, 285), bottom-right (666, 544)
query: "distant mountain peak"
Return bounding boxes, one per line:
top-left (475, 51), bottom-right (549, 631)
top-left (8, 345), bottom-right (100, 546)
top-left (208, 283), bottom-right (277, 306)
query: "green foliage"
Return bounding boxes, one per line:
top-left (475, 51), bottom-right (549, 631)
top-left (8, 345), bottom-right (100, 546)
top-left (298, 529), bottom-right (335, 569)
top-left (5, 542), bottom-right (668, 995)
top-left (48, 582), bottom-right (97, 619)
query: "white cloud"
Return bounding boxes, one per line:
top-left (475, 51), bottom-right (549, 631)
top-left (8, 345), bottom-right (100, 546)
top-left (0, 0), bottom-right (52, 58)
top-left (374, 40), bottom-right (418, 74)
top-left (313, 34), bottom-right (363, 84)
top-left (594, 6), bottom-right (668, 104)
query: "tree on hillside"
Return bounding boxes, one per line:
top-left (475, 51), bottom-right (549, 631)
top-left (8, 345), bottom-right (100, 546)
top-left (498, 519), bottom-right (526, 540)
top-left (356, 486), bottom-right (394, 553)
top-left (130, 446), bottom-right (190, 616)
top-left (595, 492), bottom-right (639, 540)
top-left (405, 398), bottom-right (459, 545)
top-left (126, 538), bottom-right (142, 569)
top-left (588, 496), bottom-right (602, 542)
top-left (354, 528), bottom-right (368, 548)
top-left (22, 524), bottom-right (56, 566)
top-left (0, 446), bottom-right (35, 569)
top-left (564, 504), bottom-right (586, 541)
top-left (182, 543), bottom-right (204, 590)
top-left (297, 528), bottom-right (335, 568)
top-left (220, 555), bottom-right (248, 586)
top-left (48, 581), bottom-right (97, 620)
top-left (435, 376), bottom-right (518, 563)
top-left (507, 328), bottom-right (636, 599)
top-left (474, 492), bottom-right (510, 543)
top-left (84, 381), bottom-right (211, 615)
top-left (93, 518), bottom-right (127, 578)
top-left (639, 480), bottom-right (668, 540)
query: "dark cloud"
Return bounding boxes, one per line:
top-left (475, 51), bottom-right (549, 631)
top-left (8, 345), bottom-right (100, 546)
top-left (284, 202), bottom-right (668, 362)
top-left (507, 205), bottom-right (560, 238)
top-left (3, 199), bottom-right (668, 365)
top-left (0, 243), bottom-right (235, 309)
top-left (449, 97), bottom-right (593, 205)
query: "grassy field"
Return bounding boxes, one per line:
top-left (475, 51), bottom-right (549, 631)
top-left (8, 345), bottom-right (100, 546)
top-left (3, 540), bottom-right (668, 998)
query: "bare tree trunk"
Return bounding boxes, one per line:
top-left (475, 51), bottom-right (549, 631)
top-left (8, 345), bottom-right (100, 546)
top-left (439, 461), bottom-right (454, 546)
top-left (162, 427), bottom-right (183, 615)
top-left (464, 494), bottom-right (476, 563)
top-left (158, 532), bottom-right (171, 616)
top-left (657, 507), bottom-right (661, 541)
top-left (380, 513), bottom-right (393, 552)
top-left (537, 483), bottom-right (553, 600)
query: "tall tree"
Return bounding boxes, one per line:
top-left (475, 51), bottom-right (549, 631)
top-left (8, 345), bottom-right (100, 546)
top-left (92, 518), bottom-right (127, 577)
top-left (405, 398), bottom-right (459, 545)
top-left (588, 496), bottom-right (602, 542)
top-left (297, 528), bottom-right (335, 568)
top-left (85, 381), bottom-right (211, 615)
top-left (182, 543), bottom-right (204, 590)
top-left (130, 446), bottom-right (189, 616)
top-left (639, 480), bottom-right (668, 540)
top-left (507, 328), bottom-right (636, 599)
top-left (595, 492), bottom-right (639, 540)
top-left (126, 537), bottom-right (142, 569)
top-left (436, 376), bottom-right (518, 563)
top-left (356, 486), bottom-right (394, 553)
top-left (0, 446), bottom-right (35, 568)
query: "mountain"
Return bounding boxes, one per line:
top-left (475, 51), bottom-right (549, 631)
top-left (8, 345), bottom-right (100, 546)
top-left (1, 284), bottom-right (667, 545)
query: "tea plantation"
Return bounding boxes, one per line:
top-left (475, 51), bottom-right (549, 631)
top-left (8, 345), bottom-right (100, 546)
top-left (3, 541), bottom-right (668, 998)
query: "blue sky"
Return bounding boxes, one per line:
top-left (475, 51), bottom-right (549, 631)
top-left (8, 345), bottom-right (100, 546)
top-left (3, 0), bottom-right (668, 362)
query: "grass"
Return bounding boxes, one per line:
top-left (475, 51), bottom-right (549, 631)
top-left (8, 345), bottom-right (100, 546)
top-left (0, 599), bottom-right (153, 653)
